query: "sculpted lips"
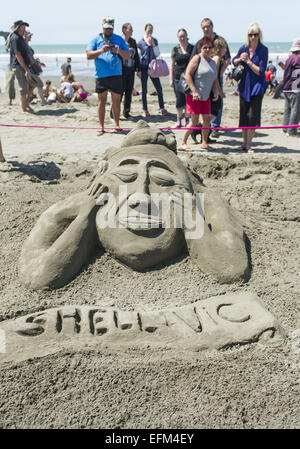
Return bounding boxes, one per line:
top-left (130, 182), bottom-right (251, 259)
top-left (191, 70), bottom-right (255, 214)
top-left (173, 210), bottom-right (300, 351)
top-left (118, 215), bottom-right (164, 235)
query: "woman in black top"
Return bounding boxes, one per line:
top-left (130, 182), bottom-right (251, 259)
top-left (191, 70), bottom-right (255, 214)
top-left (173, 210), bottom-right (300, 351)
top-left (170, 29), bottom-right (194, 127)
top-left (121, 23), bottom-right (141, 119)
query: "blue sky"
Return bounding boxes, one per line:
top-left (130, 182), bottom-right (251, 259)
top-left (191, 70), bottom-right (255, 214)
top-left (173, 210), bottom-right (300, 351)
top-left (1, 0), bottom-right (300, 44)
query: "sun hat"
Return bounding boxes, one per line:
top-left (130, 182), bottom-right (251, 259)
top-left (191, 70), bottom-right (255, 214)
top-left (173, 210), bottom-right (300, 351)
top-left (290, 37), bottom-right (300, 52)
top-left (102, 17), bottom-right (114, 29)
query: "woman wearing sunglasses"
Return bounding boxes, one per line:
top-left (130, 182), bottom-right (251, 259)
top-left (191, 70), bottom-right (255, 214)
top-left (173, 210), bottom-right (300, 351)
top-left (232, 23), bottom-right (268, 153)
top-left (180, 36), bottom-right (219, 151)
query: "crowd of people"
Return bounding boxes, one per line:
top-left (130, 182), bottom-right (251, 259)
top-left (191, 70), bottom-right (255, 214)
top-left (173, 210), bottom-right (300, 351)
top-left (2, 17), bottom-right (300, 157)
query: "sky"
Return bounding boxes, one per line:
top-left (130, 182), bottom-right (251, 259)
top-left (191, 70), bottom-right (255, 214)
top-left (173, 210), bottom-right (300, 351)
top-left (1, 0), bottom-right (300, 44)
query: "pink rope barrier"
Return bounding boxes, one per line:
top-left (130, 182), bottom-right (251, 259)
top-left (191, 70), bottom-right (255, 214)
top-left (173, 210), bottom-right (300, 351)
top-left (0, 123), bottom-right (299, 131)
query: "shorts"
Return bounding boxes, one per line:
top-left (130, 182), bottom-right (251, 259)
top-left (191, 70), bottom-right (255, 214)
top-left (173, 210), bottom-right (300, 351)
top-left (239, 95), bottom-right (263, 127)
top-left (29, 74), bottom-right (43, 89)
top-left (95, 76), bottom-right (122, 95)
top-left (186, 95), bottom-right (211, 115)
top-left (79, 91), bottom-right (88, 100)
top-left (13, 66), bottom-right (29, 95)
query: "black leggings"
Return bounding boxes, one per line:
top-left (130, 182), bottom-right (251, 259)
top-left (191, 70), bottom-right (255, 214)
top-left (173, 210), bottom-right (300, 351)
top-left (121, 67), bottom-right (135, 115)
top-left (239, 95), bottom-right (263, 127)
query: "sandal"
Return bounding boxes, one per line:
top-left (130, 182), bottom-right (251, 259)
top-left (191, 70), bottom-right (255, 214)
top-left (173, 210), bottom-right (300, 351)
top-left (237, 146), bottom-right (247, 152)
top-left (179, 143), bottom-right (192, 152)
top-left (201, 144), bottom-right (214, 150)
top-left (97, 128), bottom-right (105, 136)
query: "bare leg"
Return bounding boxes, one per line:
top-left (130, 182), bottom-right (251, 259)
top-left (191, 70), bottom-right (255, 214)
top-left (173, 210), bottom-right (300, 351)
top-left (37, 87), bottom-right (47, 105)
top-left (246, 129), bottom-right (256, 152)
top-left (242, 130), bottom-right (248, 148)
top-left (111, 91), bottom-right (121, 128)
top-left (97, 91), bottom-right (108, 132)
top-left (21, 94), bottom-right (33, 113)
top-left (201, 114), bottom-right (211, 148)
top-left (0, 138), bottom-right (5, 162)
top-left (182, 114), bottom-right (199, 149)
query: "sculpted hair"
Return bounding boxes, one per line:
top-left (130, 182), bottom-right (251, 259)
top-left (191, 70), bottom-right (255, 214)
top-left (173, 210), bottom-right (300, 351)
top-left (201, 18), bottom-right (213, 28)
top-left (247, 22), bottom-right (263, 46)
top-left (198, 36), bottom-right (214, 51)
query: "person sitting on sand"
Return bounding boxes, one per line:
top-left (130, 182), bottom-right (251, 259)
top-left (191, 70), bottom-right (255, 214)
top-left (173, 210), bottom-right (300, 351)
top-left (59, 76), bottom-right (74, 102)
top-left (43, 80), bottom-right (51, 99)
top-left (66, 73), bottom-right (88, 102)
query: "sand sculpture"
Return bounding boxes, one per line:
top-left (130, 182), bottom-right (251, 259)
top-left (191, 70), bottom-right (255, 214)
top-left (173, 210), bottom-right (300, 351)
top-left (0, 292), bottom-right (280, 363)
top-left (19, 121), bottom-right (249, 290)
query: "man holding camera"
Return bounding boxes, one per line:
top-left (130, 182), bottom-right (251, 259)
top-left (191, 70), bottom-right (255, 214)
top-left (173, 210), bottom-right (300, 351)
top-left (86, 17), bottom-right (130, 134)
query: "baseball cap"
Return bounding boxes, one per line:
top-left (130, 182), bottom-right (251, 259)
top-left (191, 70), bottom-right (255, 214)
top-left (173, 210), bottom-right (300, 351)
top-left (102, 17), bottom-right (114, 29)
top-left (12, 20), bottom-right (29, 32)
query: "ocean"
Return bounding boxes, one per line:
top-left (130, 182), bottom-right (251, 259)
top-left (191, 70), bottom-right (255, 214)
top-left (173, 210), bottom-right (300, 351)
top-left (0, 41), bottom-right (291, 89)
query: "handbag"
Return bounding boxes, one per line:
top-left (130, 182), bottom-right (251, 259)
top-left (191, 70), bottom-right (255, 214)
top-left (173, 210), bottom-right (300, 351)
top-left (232, 63), bottom-right (244, 82)
top-left (148, 59), bottom-right (169, 77)
top-left (30, 60), bottom-right (43, 75)
top-left (178, 71), bottom-right (192, 95)
top-left (177, 56), bottom-right (201, 95)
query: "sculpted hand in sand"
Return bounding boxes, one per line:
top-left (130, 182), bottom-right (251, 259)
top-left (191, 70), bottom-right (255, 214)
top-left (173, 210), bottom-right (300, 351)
top-left (19, 121), bottom-right (249, 290)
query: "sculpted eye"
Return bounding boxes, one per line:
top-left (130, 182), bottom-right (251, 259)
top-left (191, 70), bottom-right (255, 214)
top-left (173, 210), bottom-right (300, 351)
top-left (112, 168), bottom-right (137, 183)
top-left (150, 169), bottom-right (175, 186)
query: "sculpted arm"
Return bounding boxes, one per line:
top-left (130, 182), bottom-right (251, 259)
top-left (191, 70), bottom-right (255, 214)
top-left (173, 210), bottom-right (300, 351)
top-left (19, 191), bottom-right (100, 290)
top-left (184, 189), bottom-right (249, 283)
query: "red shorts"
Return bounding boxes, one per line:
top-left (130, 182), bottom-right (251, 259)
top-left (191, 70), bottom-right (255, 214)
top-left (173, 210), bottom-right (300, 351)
top-left (186, 95), bottom-right (211, 115)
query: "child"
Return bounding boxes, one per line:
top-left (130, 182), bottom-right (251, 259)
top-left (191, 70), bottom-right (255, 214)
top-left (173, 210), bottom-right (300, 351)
top-left (43, 80), bottom-right (52, 100)
top-left (60, 76), bottom-right (74, 102)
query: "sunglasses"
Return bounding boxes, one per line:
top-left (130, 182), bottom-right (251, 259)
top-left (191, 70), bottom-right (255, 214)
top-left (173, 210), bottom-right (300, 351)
top-left (202, 46), bottom-right (213, 49)
top-left (248, 33), bottom-right (258, 37)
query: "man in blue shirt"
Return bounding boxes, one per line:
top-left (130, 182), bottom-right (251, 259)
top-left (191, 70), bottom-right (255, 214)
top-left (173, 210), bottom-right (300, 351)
top-left (8, 20), bottom-right (33, 113)
top-left (86, 17), bottom-right (130, 134)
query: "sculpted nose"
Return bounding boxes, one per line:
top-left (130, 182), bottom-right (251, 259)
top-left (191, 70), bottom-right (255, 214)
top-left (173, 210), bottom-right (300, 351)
top-left (128, 192), bottom-right (151, 212)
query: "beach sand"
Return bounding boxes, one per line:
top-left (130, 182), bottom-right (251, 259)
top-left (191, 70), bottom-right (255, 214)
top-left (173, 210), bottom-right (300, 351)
top-left (0, 76), bottom-right (299, 429)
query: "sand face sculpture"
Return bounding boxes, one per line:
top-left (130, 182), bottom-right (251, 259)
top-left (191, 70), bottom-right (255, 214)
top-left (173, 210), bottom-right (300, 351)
top-left (19, 121), bottom-right (249, 290)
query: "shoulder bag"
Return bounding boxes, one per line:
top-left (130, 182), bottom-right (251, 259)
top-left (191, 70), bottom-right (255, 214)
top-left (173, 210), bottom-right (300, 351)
top-left (148, 58), bottom-right (169, 77)
top-left (177, 56), bottom-right (201, 95)
top-left (232, 63), bottom-right (245, 82)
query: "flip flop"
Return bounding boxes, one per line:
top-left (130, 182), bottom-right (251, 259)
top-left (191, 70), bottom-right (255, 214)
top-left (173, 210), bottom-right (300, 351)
top-left (179, 143), bottom-right (193, 152)
top-left (201, 144), bottom-right (214, 150)
top-left (237, 146), bottom-right (247, 152)
top-left (97, 129), bottom-right (105, 136)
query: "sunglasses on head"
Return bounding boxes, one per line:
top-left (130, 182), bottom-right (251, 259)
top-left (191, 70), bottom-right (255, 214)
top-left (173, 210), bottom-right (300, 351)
top-left (248, 33), bottom-right (258, 37)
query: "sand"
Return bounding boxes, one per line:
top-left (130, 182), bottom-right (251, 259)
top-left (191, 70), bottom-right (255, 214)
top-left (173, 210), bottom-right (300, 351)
top-left (0, 75), bottom-right (299, 429)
